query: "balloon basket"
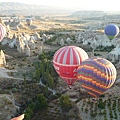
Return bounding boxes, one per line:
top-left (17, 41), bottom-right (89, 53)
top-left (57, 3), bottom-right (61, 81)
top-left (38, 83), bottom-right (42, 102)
top-left (91, 98), bottom-right (97, 103)
top-left (67, 85), bottom-right (73, 96)
top-left (68, 85), bottom-right (72, 89)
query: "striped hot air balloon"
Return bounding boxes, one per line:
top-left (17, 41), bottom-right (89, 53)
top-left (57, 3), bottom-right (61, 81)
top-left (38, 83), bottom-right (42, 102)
top-left (77, 57), bottom-right (117, 98)
top-left (53, 46), bottom-right (89, 87)
top-left (0, 23), bottom-right (6, 42)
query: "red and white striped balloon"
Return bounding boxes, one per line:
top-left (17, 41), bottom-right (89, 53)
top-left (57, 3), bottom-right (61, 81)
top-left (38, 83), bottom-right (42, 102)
top-left (0, 24), bottom-right (6, 42)
top-left (53, 46), bottom-right (89, 86)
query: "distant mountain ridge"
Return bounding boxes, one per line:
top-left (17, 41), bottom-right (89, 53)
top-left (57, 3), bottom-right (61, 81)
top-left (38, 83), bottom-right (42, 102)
top-left (71, 10), bottom-right (106, 17)
top-left (0, 2), bottom-right (74, 15)
top-left (1, 2), bottom-right (118, 17)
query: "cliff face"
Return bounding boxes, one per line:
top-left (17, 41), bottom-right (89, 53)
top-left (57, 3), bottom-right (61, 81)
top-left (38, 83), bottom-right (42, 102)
top-left (0, 50), bottom-right (6, 66)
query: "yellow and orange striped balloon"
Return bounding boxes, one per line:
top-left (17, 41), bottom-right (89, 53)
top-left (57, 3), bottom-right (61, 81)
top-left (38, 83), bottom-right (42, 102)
top-left (77, 57), bottom-right (117, 98)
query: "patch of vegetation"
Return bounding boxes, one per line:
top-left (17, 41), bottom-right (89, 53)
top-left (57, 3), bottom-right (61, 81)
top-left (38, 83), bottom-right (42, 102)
top-left (96, 45), bottom-right (115, 52)
top-left (59, 95), bottom-right (72, 112)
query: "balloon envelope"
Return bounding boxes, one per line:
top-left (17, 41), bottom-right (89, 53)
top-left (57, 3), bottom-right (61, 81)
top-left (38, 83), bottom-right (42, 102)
top-left (0, 24), bottom-right (6, 42)
top-left (26, 18), bottom-right (32, 26)
top-left (104, 24), bottom-right (119, 40)
top-left (77, 58), bottom-right (117, 98)
top-left (53, 46), bottom-right (89, 86)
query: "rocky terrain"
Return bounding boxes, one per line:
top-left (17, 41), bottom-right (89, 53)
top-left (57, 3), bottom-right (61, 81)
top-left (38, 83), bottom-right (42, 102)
top-left (0, 7), bottom-right (120, 120)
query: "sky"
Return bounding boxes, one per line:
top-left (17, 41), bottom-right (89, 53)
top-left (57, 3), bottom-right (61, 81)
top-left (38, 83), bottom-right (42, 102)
top-left (0, 0), bottom-right (120, 11)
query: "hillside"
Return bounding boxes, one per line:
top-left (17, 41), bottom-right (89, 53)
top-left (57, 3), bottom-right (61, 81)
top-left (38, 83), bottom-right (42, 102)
top-left (70, 10), bottom-right (106, 18)
top-left (0, 2), bottom-right (74, 16)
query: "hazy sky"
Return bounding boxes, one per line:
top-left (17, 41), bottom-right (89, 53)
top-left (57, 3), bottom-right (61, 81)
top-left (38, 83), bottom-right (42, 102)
top-left (1, 0), bottom-right (120, 11)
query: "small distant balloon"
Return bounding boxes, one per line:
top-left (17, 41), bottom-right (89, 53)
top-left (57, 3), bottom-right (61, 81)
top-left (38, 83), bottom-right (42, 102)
top-left (26, 18), bottom-right (32, 26)
top-left (77, 57), bottom-right (117, 98)
top-left (0, 23), bottom-right (6, 42)
top-left (104, 24), bottom-right (119, 40)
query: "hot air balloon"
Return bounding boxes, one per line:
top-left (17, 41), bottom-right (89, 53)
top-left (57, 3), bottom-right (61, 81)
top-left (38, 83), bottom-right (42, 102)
top-left (104, 24), bottom-right (119, 40)
top-left (26, 18), bottom-right (32, 26)
top-left (53, 46), bottom-right (89, 87)
top-left (0, 23), bottom-right (6, 42)
top-left (77, 57), bottom-right (117, 98)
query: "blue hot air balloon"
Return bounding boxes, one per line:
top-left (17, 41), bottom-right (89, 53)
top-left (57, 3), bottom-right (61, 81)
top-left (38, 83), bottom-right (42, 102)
top-left (104, 24), bottom-right (119, 40)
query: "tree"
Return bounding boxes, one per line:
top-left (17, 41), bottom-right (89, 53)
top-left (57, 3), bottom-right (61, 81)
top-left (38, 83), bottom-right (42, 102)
top-left (38, 53), bottom-right (45, 60)
top-left (59, 95), bottom-right (72, 112)
top-left (24, 113), bottom-right (31, 120)
top-left (48, 77), bottom-right (54, 89)
top-left (34, 67), bottom-right (41, 83)
top-left (37, 94), bottom-right (48, 109)
top-left (23, 73), bottom-right (27, 86)
top-left (45, 68), bottom-right (55, 89)
top-left (24, 107), bottom-right (33, 120)
top-left (39, 63), bottom-right (44, 77)
top-left (97, 99), bottom-right (106, 109)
